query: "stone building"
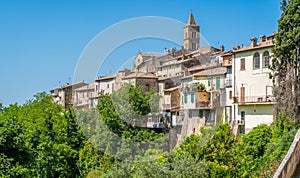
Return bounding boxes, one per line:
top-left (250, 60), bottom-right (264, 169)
top-left (184, 11), bottom-right (200, 51)
top-left (122, 72), bottom-right (158, 92)
top-left (74, 84), bottom-right (96, 110)
top-left (50, 82), bottom-right (87, 109)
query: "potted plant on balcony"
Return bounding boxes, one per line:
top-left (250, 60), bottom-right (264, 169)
top-left (195, 82), bottom-right (206, 92)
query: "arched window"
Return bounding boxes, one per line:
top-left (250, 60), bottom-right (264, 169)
top-left (263, 51), bottom-right (270, 68)
top-left (253, 52), bottom-right (260, 70)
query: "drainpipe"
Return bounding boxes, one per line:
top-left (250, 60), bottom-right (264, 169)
top-left (233, 52), bottom-right (236, 126)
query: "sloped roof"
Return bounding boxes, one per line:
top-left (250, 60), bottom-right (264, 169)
top-left (164, 86), bottom-right (179, 92)
top-left (137, 52), bottom-right (162, 57)
top-left (193, 67), bottom-right (227, 77)
top-left (50, 82), bottom-right (87, 91)
top-left (188, 12), bottom-right (196, 26)
top-left (75, 84), bottom-right (95, 91)
top-left (122, 72), bottom-right (158, 79)
top-left (95, 74), bottom-right (117, 81)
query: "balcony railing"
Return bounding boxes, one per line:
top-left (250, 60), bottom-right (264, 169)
top-left (146, 122), bottom-right (164, 128)
top-left (225, 79), bottom-right (232, 87)
top-left (196, 100), bottom-right (212, 109)
top-left (233, 95), bottom-right (276, 104)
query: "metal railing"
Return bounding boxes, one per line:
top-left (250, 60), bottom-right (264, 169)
top-left (233, 95), bottom-right (275, 104)
top-left (225, 79), bottom-right (232, 87)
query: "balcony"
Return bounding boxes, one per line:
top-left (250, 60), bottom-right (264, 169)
top-left (146, 122), bottom-right (164, 128)
top-left (196, 100), bottom-right (212, 109)
top-left (233, 95), bottom-right (276, 104)
top-left (225, 79), bottom-right (232, 88)
top-left (195, 91), bottom-right (212, 109)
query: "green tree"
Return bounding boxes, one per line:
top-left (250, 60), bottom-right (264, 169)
top-left (242, 124), bottom-right (272, 159)
top-left (271, 0), bottom-right (300, 120)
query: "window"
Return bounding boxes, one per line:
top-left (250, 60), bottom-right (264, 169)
top-left (263, 51), bottom-right (270, 68)
top-left (184, 94), bottom-right (187, 104)
top-left (199, 110), bottom-right (204, 118)
top-left (208, 77), bottom-right (211, 86)
top-left (240, 87), bottom-right (245, 102)
top-left (229, 90), bottom-right (232, 99)
top-left (253, 52), bottom-right (260, 69)
top-left (241, 111), bottom-right (245, 121)
top-left (192, 32), bottom-right (196, 39)
top-left (216, 77), bottom-right (220, 90)
top-left (145, 84), bottom-right (150, 92)
top-left (107, 84), bottom-right (109, 89)
top-left (240, 58), bottom-right (245, 70)
top-left (192, 43), bottom-right (196, 50)
top-left (191, 93), bottom-right (195, 103)
top-left (227, 67), bottom-right (232, 74)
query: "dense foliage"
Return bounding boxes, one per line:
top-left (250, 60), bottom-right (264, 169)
top-left (0, 87), bottom-right (297, 177)
top-left (0, 93), bottom-right (85, 177)
top-left (271, 0), bottom-right (300, 120)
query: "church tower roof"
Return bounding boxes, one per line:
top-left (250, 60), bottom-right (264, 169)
top-left (187, 11), bottom-right (196, 26)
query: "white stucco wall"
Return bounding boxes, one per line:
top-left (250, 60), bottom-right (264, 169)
top-left (233, 48), bottom-right (273, 98)
top-left (97, 79), bottom-right (117, 94)
top-left (237, 104), bottom-right (273, 133)
top-left (182, 92), bottom-right (196, 109)
top-left (159, 59), bottom-right (183, 78)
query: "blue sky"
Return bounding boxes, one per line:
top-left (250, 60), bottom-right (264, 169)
top-left (0, 0), bottom-right (281, 106)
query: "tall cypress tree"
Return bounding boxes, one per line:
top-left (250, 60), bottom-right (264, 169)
top-left (271, 0), bottom-right (300, 121)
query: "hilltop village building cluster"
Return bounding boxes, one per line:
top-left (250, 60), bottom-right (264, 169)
top-left (50, 12), bottom-right (276, 137)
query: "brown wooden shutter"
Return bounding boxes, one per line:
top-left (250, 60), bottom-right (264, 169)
top-left (240, 87), bottom-right (245, 102)
top-left (241, 58), bottom-right (245, 70)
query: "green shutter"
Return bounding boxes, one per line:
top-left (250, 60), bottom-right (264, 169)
top-left (191, 93), bottom-right (195, 103)
top-left (199, 110), bottom-right (204, 118)
top-left (216, 77), bottom-right (220, 90)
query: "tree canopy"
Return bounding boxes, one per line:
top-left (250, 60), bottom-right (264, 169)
top-left (271, 0), bottom-right (300, 120)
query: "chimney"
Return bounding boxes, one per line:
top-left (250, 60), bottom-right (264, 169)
top-left (220, 45), bottom-right (225, 52)
top-left (233, 46), bottom-right (241, 50)
top-left (251, 37), bottom-right (257, 47)
top-left (260, 35), bottom-right (266, 43)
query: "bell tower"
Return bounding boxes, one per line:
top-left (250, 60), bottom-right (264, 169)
top-left (184, 12), bottom-right (200, 51)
